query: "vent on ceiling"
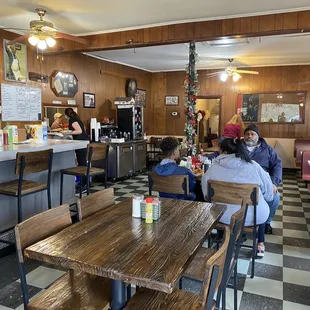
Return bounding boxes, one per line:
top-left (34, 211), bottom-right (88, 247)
top-left (206, 38), bottom-right (250, 47)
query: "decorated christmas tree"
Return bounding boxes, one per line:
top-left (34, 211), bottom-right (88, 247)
top-left (183, 42), bottom-right (199, 155)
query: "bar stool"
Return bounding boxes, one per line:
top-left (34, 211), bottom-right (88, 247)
top-left (0, 149), bottom-right (53, 223)
top-left (60, 143), bottom-right (109, 203)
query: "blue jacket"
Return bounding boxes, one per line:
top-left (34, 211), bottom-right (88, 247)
top-left (154, 159), bottom-right (196, 200)
top-left (244, 138), bottom-right (282, 187)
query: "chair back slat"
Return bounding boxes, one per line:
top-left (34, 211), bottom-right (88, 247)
top-left (149, 172), bottom-right (189, 195)
top-left (15, 204), bottom-right (71, 263)
top-left (15, 149), bottom-right (53, 175)
top-left (207, 180), bottom-right (259, 205)
top-left (200, 226), bottom-right (230, 307)
top-left (87, 143), bottom-right (109, 162)
top-left (77, 188), bottom-right (115, 220)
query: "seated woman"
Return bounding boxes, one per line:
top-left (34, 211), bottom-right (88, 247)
top-left (154, 137), bottom-right (196, 200)
top-left (201, 138), bottom-right (273, 258)
top-left (51, 113), bottom-right (65, 131)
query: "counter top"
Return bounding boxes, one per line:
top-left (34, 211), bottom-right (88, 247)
top-left (0, 139), bottom-right (89, 162)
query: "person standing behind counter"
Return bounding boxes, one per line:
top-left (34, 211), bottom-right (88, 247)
top-left (64, 108), bottom-right (89, 190)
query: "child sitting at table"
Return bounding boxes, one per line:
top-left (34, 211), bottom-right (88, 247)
top-left (154, 137), bottom-right (196, 200)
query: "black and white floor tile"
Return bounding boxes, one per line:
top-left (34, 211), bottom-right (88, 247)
top-left (0, 170), bottom-right (310, 309)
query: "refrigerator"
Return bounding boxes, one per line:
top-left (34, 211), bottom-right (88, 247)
top-left (116, 105), bottom-right (143, 140)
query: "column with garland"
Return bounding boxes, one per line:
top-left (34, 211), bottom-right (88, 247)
top-left (183, 42), bottom-right (199, 155)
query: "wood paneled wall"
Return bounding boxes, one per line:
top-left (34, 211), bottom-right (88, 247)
top-left (150, 66), bottom-right (310, 138)
top-left (0, 30), bottom-right (152, 130)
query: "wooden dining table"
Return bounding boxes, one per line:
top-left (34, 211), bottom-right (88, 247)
top-left (25, 198), bottom-right (226, 310)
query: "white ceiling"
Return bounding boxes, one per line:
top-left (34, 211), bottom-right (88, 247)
top-left (88, 33), bottom-right (310, 72)
top-left (0, 0), bottom-right (310, 35)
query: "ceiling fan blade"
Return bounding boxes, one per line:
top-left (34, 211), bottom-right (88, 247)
top-left (5, 34), bottom-right (30, 46)
top-left (55, 32), bottom-right (90, 45)
top-left (42, 25), bottom-right (58, 32)
top-left (207, 71), bottom-right (223, 76)
top-left (1, 27), bottom-right (30, 32)
top-left (235, 69), bottom-right (259, 75)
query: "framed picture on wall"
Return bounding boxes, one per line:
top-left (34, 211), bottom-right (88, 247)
top-left (165, 95), bottom-right (179, 106)
top-left (83, 92), bottom-right (96, 108)
top-left (135, 89), bottom-right (146, 107)
top-left (3, 39), bottom-right (27, 83)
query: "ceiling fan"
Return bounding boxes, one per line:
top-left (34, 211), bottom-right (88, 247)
top-left (2, 8), bottom-right (89, 51)
top-left (207, 59), bottom-right (259, 82)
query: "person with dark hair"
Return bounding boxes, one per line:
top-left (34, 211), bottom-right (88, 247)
top-left (243, 124), bottom-right (282, 234)
top-left (154, 137), bottom-right (196, 200)
top-left (201, 138), bottom-right (273, 257)
top-left (64, 108), bottom-right (89, 191)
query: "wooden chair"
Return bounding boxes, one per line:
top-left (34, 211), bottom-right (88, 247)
top-left (148, 171), bottom-right (189, 198)
top-left (181, 201), bottom-right (248, 310)
top-left (60, 143), bottom-right (109, 202)
top-left (124, 227), bottom-right (231, 310)
top-left (0, 149), bottom-right (53, 224)
top-left (206, 180), bottom-right (259, 279)
top-left (77, 187), bottom-right (115, 221)
top-left (15, 204), bottom-right (111, 310)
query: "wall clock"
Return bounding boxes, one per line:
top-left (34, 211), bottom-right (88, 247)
top-left (50, 70), bottom-right (78, 97)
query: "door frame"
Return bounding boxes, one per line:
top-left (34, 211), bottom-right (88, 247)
top-left (196, 95), bottom-right (222, 138)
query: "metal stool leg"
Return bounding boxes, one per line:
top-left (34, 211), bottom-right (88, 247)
top-left (60, 172), bottom-right (64, 205)
top-left (104, 172), bottom-right (108, 188)
top-left (233, 264), bottom-right (238, 310)
top-left (79, 180), bottom-right (82, 199)
top-left (179, 277), bottom-right (183, 289)
top-left (126, 284), bottom-right (132, 301)
top-left (222, 286), bottom-right (226, 310)
top-left (251, 229), bottom-right (256, 278)
top-left (18, 262), bottom-right (29, 308)
top-left (47, 187), bottom-right (51, 209)
top-left (86, 175), bottom-right (90, 196)
top-left (17, 194), bottom-right (22, 223)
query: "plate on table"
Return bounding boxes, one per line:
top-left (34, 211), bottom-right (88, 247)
top-left (12, 140), bottom-right (31, 145)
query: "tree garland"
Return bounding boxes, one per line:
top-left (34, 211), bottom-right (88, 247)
top-left (183, 42), bottom-right (200, 155)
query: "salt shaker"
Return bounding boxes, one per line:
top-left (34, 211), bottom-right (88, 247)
top-left (132, 194), bottom-right (144, 218)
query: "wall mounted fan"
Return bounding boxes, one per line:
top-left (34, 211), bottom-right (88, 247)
top-left (207, 59), bottom-right (259, 82)
top-left (2, 8), bottom-right (89, 51)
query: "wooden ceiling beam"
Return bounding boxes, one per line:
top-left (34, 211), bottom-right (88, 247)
top-left (43, 10), bottom-right (310, 56)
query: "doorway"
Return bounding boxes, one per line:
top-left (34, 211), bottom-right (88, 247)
top-left (196, 96), bottom-right (221, 143)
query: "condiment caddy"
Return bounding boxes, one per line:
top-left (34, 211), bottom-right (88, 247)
top-left (132, 194), bottom-right (162, 222)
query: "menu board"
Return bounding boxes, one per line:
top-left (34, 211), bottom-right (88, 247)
top-left (237, 94), bottom-right (259, 122)
top-left (1, 84), bottom-right (42, 121)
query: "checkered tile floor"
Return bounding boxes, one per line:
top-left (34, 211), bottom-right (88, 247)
top-left (1, 170), bottom-right (310, 309)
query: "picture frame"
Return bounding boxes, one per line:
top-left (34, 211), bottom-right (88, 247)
top-left (50, 70), bottom-right (78, 97)
top-left (135, 88), bottom-right (146, 107)
top-left (83, 92), bottom-right (96, 108)
top-left (165, 95), bottom-right (179, 106)
top-left (3, 39), bottom-right (27, 83)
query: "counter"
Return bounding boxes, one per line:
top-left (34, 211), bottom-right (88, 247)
top-left (0, 139), bottom-right (89, 233)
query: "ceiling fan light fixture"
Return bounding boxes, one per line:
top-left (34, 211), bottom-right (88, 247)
top-left (46, 37), bottom-right (56, 47)
top-left (232, 72), bottom-right (241, 82)
top-left (37, 39), bottom-right (47, 50)
top-left (28, 35), bottom-right (39, 46)
top-left (220, 72), bottom-right (228, 82)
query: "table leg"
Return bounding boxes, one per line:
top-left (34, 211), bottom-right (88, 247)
top-left (111, 279), bottom-right (126, 310)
